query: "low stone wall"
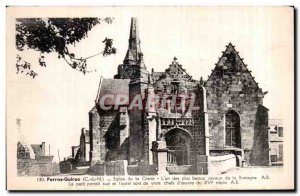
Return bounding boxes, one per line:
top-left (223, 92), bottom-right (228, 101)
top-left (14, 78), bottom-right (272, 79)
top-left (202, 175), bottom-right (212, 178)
top-left (167, 165), bottom-right (191, 175)
top-left (127, 164), bottom-right (156, 175)
top-left (89, 160), bottom-right (157, 176)
top-left (106, 160), bottom-right (127, 175)
top-left (209, 154), bottom-right (237, 175)
top-left (88, 160), bottom-right (128, 176)
top-left (59, 160), bottom-right (74, 173)
top-left (18, 159), bottom-right (60, 176)
top-left (88, 163), bottom-right (105, 175)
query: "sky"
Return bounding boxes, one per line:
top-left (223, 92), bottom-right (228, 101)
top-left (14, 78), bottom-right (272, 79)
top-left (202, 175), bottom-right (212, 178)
top-left (7, 7), bottom-right (294, 163)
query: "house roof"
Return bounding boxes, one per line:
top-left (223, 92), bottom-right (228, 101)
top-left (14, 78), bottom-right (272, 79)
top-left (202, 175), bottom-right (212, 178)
top-left (30, 144), bottom-right (43, 155)
top-left (17, 141), bottom-right (35, 159)
top-left (96, 78), bottom-right (130, 106)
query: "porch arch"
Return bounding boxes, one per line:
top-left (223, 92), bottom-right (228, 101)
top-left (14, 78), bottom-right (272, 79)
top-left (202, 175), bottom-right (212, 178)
top-left (163, 127), bottom-right (192, 165)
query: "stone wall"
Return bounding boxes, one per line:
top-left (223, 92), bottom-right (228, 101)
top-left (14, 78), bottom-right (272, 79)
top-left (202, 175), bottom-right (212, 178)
top-left (190, 86), bottom-right (208, 174)
top-left (128, 71), bottom-right (149, 165)
top-left (154, 85), bottom-right (208, 174)
top-left (205, 79), bottom-right (263, 151)
top-left (99, 109), bottom-right (119, 162)
top-left (80, 131), bottom-right (85, 162)
top-left (119, 107), bottom-right (129, 146)
top-left (167, 165), bottom-right (191, 175)
top-left (209, 154), bottom-right (237, 175)
top-left (17, 158), bottom-right (60, 176)
top-left (90, 102), bottom-right (131, 165)
top-left (128, 105), bottom-right (145, 164)
top-left (89, 106), bottom-right (101, 164)
top-left (147, 116), bottom-right (157, 165)
top-left (88, 160), bottom-right (128, 176)
top-left (115, 64), bottom-right (140, 79)
top-left (92, 107), bottom-right (129, 163)
top-left (59, 159), bottom-right (74, 173)
top-left (205, 44), bottom-right (266, 165)
top-left (127, 164), bottom-right (157, 175)
top-left (249, 104), bottom-right (270, 166)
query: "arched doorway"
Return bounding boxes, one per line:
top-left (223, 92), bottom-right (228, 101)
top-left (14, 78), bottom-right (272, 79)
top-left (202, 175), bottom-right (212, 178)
top-left (225, 110), bottom-right (241, 148)
top-left (164, 128), bottom-right (192, 165)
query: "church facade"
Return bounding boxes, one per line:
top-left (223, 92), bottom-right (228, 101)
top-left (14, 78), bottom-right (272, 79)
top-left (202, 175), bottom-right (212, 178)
top-left (78, 18), bottom-right (272, 175)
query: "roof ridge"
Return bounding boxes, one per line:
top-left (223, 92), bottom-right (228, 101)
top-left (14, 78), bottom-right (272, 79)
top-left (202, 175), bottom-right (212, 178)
top-left (166, 57), bottom-right (193, 81)
top-left (205, 43), bottom-right (263, 93)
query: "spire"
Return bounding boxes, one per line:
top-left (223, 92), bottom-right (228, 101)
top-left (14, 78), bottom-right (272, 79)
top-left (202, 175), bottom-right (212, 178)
top-left (124, 17), bottom-right (142, 65)
top-left (123, 49), bottom-right (135, 64)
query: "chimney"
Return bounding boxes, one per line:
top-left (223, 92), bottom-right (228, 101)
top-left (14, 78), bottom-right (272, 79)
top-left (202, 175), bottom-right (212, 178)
top-left (41, 142), bottom-right (45, 156)
top-left (72, 146), bottom-right (76, 157)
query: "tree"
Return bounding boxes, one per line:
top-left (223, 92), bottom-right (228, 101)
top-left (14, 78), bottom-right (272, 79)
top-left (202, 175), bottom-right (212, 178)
top-left (16, 17), bottom-right (116, 78)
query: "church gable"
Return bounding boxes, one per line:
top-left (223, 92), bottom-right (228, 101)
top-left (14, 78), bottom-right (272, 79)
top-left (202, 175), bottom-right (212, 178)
top-left (153, 58), bottom-right (197, 95)
top-left (161, 57), bottom-right (193, 82)
top-left (205, 43), bottom-right (264, 97)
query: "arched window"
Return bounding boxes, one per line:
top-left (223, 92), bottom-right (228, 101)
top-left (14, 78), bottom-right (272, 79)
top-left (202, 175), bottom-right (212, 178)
top-left (225, 110), bottom-right (241, 148)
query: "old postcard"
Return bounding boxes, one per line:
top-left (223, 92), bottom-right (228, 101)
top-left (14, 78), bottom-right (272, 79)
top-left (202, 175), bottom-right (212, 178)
top-left (6, 6), bottom-right (294, 190)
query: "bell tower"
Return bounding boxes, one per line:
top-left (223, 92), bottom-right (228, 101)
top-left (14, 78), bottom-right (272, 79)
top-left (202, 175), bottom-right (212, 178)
top-left (125, 17), bottom-right (141, 64)
top-left (115, 18), bottom-right (154, 165)
top-left (115, 17), bottom-right (146, 79)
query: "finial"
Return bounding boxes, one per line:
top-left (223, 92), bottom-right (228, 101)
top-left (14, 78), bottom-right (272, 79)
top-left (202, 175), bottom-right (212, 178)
top-left (172, 57), bottom-right (178, 65)
top-left (200, 77), bottom-right (203, 85)
top-left (228, 42), bottom-right (235, 47)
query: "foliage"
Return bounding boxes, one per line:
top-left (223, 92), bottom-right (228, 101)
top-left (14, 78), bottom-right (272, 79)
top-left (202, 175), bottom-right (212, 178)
top-left (16, 17), bottom-right (116, 77)
top-left (16, 55), bottom-right (38, 78)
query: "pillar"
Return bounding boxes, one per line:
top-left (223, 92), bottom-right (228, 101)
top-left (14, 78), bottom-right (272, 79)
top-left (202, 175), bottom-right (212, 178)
top-left (151, 141), bottom-right (168, 175)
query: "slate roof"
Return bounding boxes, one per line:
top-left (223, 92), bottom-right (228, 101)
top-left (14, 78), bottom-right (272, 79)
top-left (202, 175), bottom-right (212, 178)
top-left (17, 141), bottom-right (35, 159)
top-left (30, 144), bottom-right (44, 156)
top-left (124, 49), bottom-right (135, 64)
top-left (96, 78), bottom-right (130, 106)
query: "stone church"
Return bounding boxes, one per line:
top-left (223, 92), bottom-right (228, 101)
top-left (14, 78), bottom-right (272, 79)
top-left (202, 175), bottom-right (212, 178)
top-left (73, 18), bottom-right (272, 175)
